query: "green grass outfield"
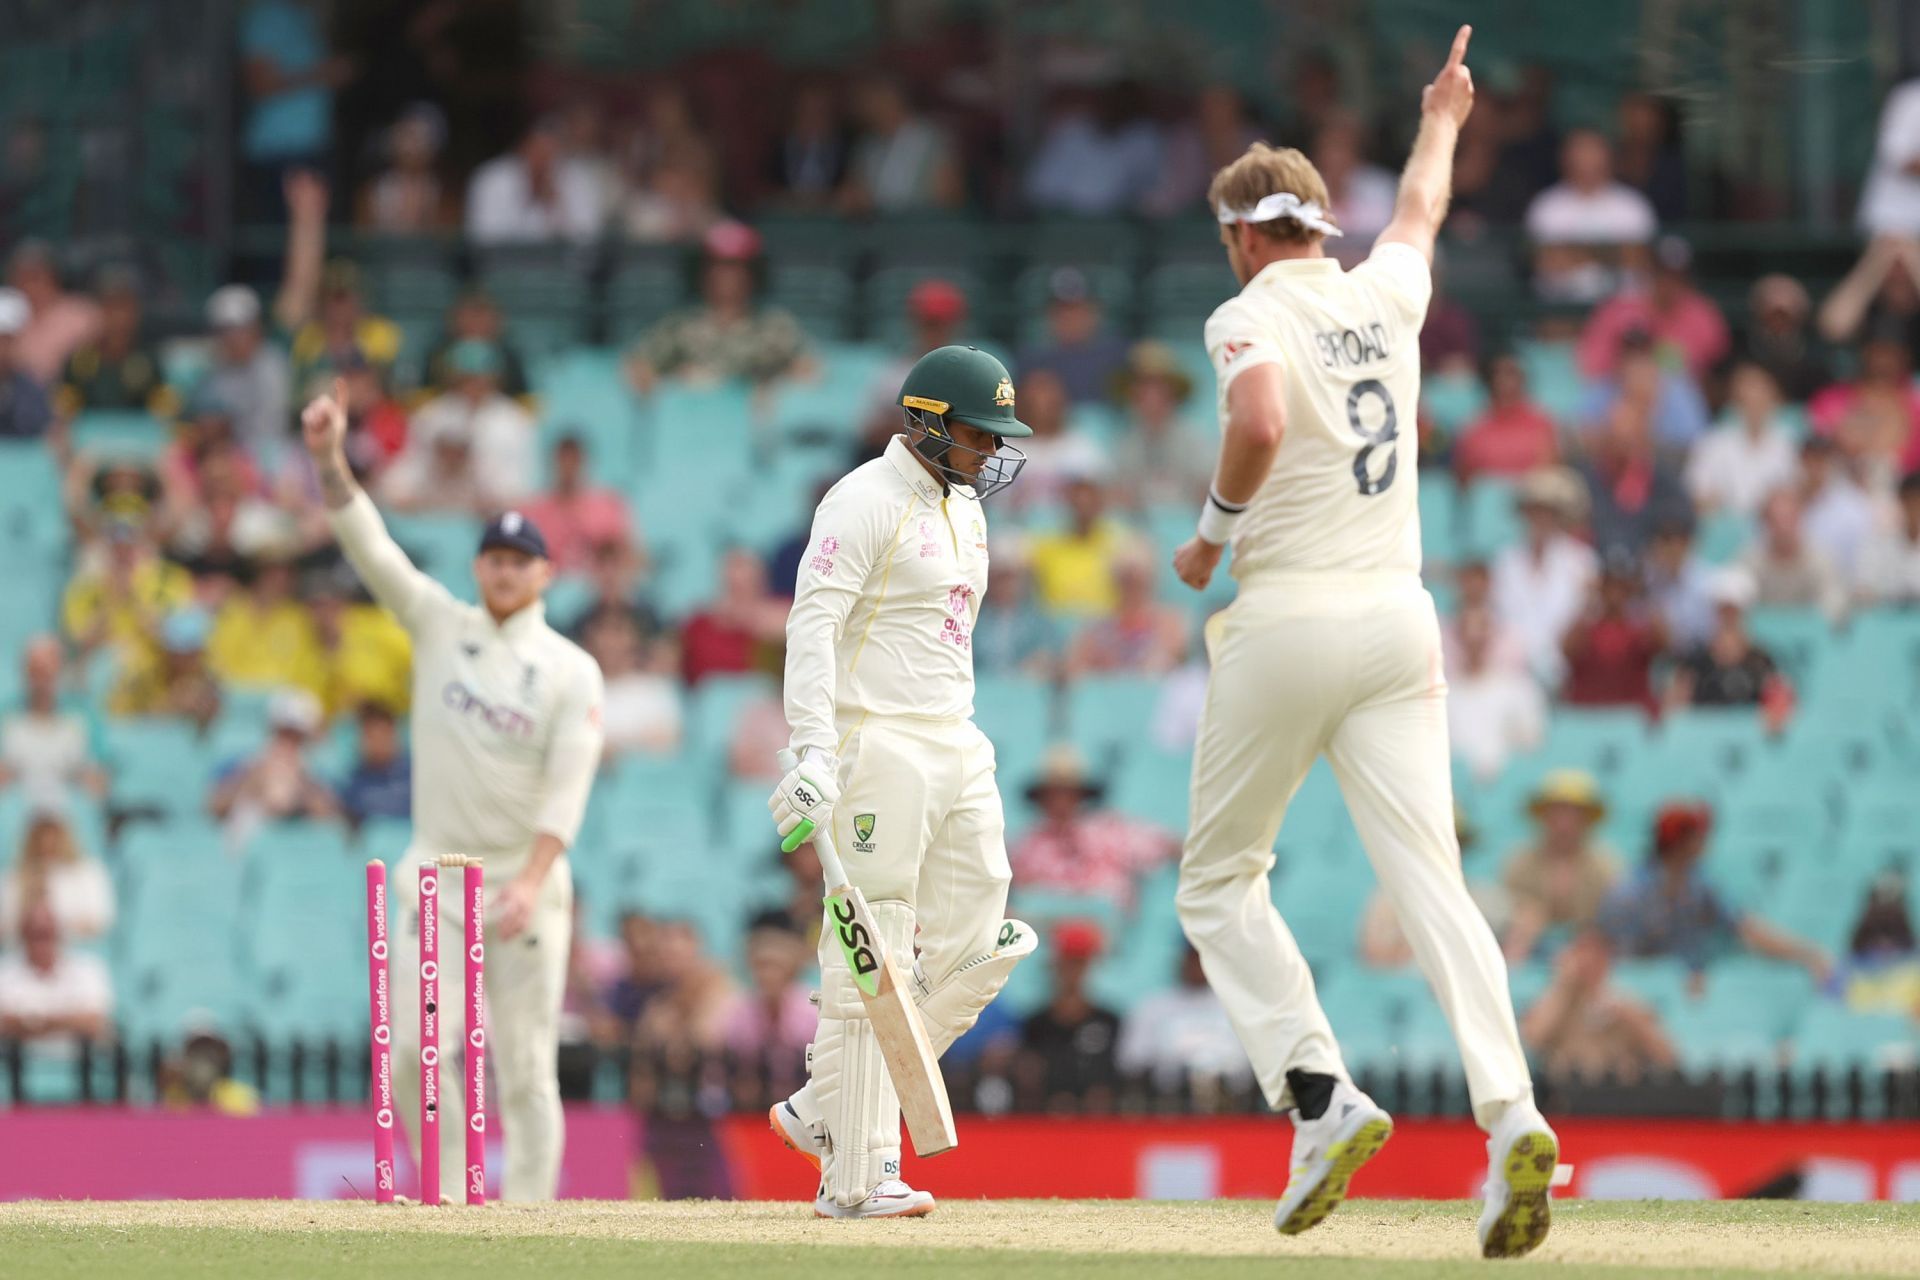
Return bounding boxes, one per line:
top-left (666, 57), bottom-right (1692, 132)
top-left (3, 1198), bottom-right (1918, 1278)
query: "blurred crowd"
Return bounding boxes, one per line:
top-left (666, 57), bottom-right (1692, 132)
top-left (219, 0), bottom-right (1739, 239)
top-left (3, 4), bottom-right (1920, 1112)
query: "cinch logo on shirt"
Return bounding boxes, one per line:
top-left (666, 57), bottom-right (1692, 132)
top-left (441, 681), bottom-right (535, 738)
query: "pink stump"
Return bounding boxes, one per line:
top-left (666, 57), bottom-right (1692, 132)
top-left (464, 860), bottom-right (486, 1206)
top-left (418, 863), bottom-right (440, 1206)
top-left (364, 861), bottom-right (395, 1203)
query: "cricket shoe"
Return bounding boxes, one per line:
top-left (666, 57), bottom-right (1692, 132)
top-left (769, 1098), bottom-right (825, 1172)
top-left (1273, 1081), bottom-right (1394, 1236)
top-left (1476, 1101), bottom-right (1559, 1259)
top-left (813, 1179), bottom-right (936, 1220)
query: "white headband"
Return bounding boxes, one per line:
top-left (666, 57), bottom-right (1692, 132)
top-left (1215, 191), bottom-right (1344, 237)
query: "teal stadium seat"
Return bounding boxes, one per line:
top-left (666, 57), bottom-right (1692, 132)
top-left (1746, 607), bottom-right (1833, 689)
top-left (1531, 707), bottom-right (1649, 778)
top-left (383, 512), bottom-right (483, 599)
top-left (1458, 478), bottom-right (1522, 559)
top-left (0, 441), bottom-right (65, 555)
top-left (1061, 674), bottom-right (1161, 763)
top-left (70, 410), bottom-right (168, 461)
top-left (104, 719), bottom-right (217, 816)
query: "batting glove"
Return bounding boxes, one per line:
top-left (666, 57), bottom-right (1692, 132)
top-left (770, 749), bottom-right (841, 853)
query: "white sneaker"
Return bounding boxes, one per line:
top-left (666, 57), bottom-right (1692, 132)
top-left (769, 1098), bottom-right (825, 1172)
top-left (1272, 1081), bottom-right (1394, 1236)
top-left (1477, 1102), bottom-right (1559, 1259)
top-left (813, 1178), bottom-right (936, 1219)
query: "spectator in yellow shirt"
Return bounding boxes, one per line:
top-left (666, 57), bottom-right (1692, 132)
top-left (310, 571), bottom-right (411, 715)
top-left (1028, 474), bottom-right (1134, 618)
top-left (62, 520), bottom-right (192, 664)
top-left (110, 607), bottom-right (223, 730)
top-left (206, 558), bottom-right (324, 692)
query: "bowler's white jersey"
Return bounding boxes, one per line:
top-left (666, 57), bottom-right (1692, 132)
top-left (1203, 242), bottom-right (1432, 580)
top-left (329, 494), bottom-right (605, 863)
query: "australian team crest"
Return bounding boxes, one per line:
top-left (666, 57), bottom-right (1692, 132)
top-left (852, 813), bottom-right (876, 851)
top-left (993, 376), bottom-right (1015, 406)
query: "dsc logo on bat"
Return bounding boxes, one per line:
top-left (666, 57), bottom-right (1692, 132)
top-left (829, 895), bottom-right (880, 997)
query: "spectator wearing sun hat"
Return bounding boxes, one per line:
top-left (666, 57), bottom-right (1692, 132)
top-left (1110, 340), bottom-right (1214, 510)
top-left (1499, 769), bottom-right (1623, 963)
top-left (1009, 745), bottom-right (1178, 912)
top-left (626, 220), bottom-right (810, 391)
top-left (1599, 799), bottom-right (1829, 988)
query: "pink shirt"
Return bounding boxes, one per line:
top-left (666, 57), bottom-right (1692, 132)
top-left (519, 488), bottom-right (635, 574)
top-left (1808, 382), bottom-right (1920, 474)
top-left (1455, 403), bottom-right (1560, 481)
top-left (1011, 812), bottom-right (1175, 911)
top-left (19, 295), bottom-right (102, 387)
top-left (1576, 288), bottom-right (1730, 380)
top-left (720, 983), bottom-right (815, 1058)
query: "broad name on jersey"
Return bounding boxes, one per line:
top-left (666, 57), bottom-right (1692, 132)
top-left (1313, 322), bottom-right (1392, 370)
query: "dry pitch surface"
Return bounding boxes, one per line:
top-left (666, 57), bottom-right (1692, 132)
top-left (4, 1198), bottom-right (1919, 1278)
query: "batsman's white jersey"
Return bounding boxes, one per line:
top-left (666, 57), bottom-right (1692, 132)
top-left (782, 435), bottom-right (1029, 1204)
top-left (1178, 242), bottom-right (1533, 1128)
top-left (329, 493), bottom-right (606, 1200)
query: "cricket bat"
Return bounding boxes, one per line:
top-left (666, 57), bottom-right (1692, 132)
top-left (779, 751), bottom-right (958, 1158)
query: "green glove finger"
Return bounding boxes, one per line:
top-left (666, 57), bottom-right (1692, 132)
top-left (780, 816), bottom-right (817, 854)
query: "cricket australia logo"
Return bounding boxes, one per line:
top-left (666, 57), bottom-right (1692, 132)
top-left (938, 583), bottom-right (975, 651)
top-left (852, 813), bottom-right (876, 852)
top-left (993, 377), bottom-right (1015, 407)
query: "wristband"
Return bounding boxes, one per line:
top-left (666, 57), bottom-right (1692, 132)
top-left (1196, 488), bottom-right (1247, 545)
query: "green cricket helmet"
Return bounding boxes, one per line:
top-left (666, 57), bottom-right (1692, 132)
top-left (899, 344), bottom-right (1031, 499)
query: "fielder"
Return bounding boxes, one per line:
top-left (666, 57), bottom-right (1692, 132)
top-left (1169, 29), bottom-right (1560, 1257)
top-left (302, 383), bottom-right (605, 1201)
top-left (767, 345), bottom-right (1039, 1218)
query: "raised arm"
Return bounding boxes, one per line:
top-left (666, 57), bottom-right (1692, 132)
top-left (301, 380), bottom-right (450, 631)
top-left (1377, 24), bottom-right (1476, 263)
top-left (273, 171), bottom-right (330, 334)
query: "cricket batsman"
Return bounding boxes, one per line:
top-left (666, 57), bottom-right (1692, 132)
top-left (1169, 28), bottom-right (1560, 1257)
top-left (302, 382), bottom-right (605, 1201)
top-left (767, 345), bottom-right (1040, 1218)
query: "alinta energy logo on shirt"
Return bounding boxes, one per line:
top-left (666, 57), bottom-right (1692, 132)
top-left (938, 584), bottom-right (975, 651)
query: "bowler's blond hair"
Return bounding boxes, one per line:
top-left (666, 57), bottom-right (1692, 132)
top-left (1207, 143), bottom-right (1334, 245)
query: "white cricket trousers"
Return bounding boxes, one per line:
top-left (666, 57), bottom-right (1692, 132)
top-left (829, 714), bottom-right (1013, 973)
top-left (1175, 573), bottom-right (1532, 1130)
top-left (808, 713), bottom-right (1013, 1198)
top-left (388, 845), bottom-right (572, 1201)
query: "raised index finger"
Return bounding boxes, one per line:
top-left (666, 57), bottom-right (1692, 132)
top-left (1445, 24), bottom-right (1472, 70)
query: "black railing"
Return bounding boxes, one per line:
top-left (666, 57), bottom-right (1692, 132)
top-left (4, 1036), bottom-right (1917, 1121)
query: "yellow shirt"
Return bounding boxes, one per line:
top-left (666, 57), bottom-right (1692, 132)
top-left (62, 559), bottom-right (193, 659)
top-left (207, 600), bottom-right (325, 692)
top-left (1029, 519), bottom-right (1131, 618)
top-left (1203, 242), bottom-right (1432, 582)
top-left (320, 604), bottom-right (413, 715)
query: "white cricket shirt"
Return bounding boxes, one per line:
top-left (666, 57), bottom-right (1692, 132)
top-left (784, 435), bottom-right (991, 755)
top-left (329, 494), bottom-right (605, 861)
top-left (1203, 242), bottom-right (1433, 581)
